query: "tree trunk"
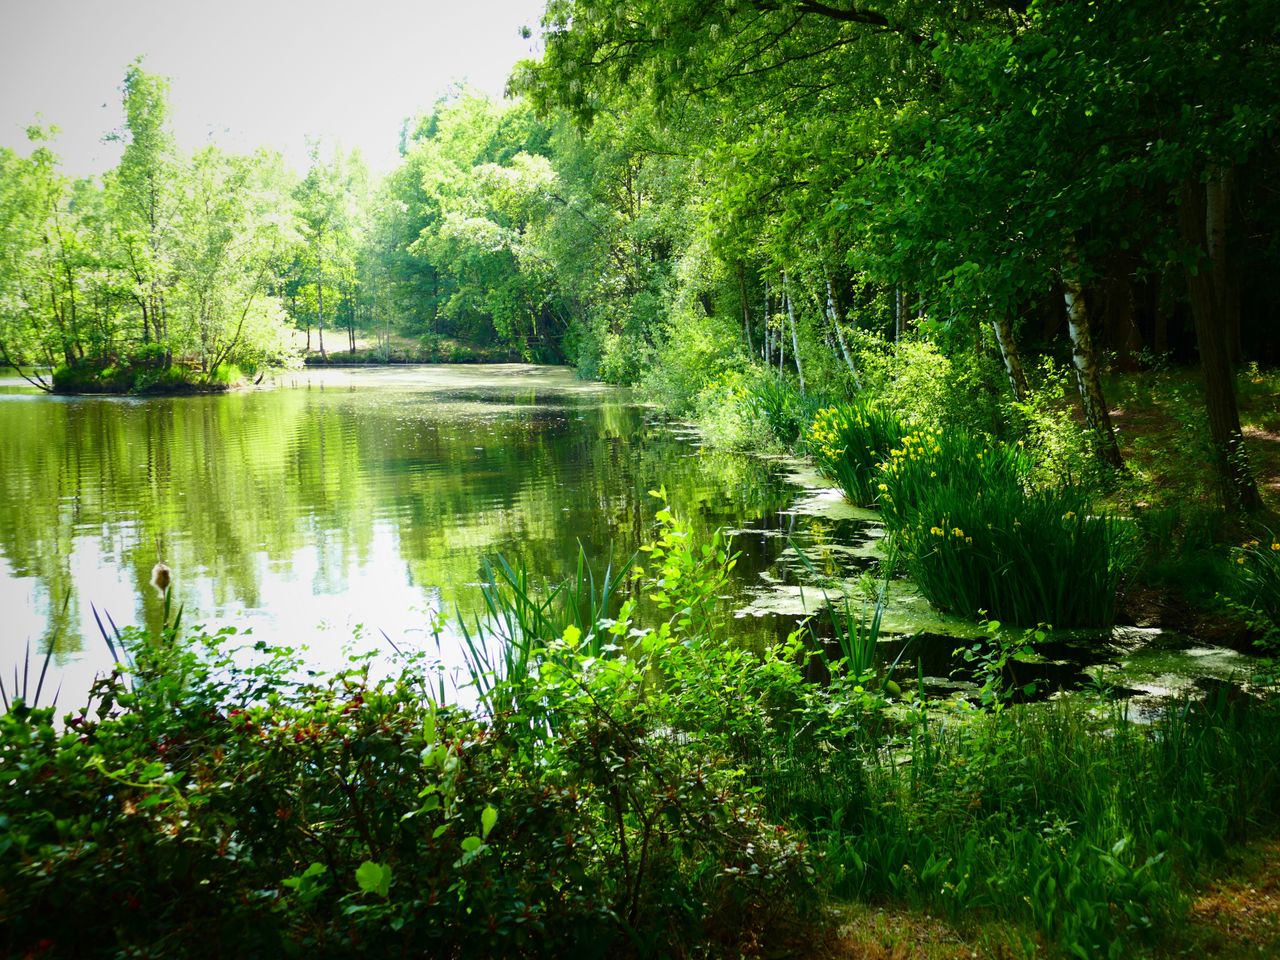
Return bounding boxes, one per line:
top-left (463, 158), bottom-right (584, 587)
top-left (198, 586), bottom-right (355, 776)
top-left (783, 271), bottom-right (805, 394)
top-left (1179, 172), bottom-right (1262, 512)
top-left (990, 313), bottom-right (1029, 403)
top-left (763, 279), bottom-right (771, 364)
top-left (1062, 245), bottom-right (1124, 470)
top-left (348, 288), bottom-right (357, 354)
top-left (894, 286), bottom-right (905, 342)
top-left (317, 269), bottom-right (327, 362)
top-left (1205, 165), bottom-right (1244, 366)
top-left (777, 305), bottom-right (785, 378)
top-left (1102, 251), bottom-right (1143, 372)
top-left (826, 275), bottom-right (862, 390)
top-left (738, 261), bottom-right (755, 355)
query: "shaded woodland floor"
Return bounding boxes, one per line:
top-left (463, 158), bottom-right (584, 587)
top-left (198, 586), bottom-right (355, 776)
top-left (793, 835), bottom-right (1280, 959)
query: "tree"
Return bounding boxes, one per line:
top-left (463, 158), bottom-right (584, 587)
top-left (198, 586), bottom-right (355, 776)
top-left (105, 59), bottom-right (180, 353)
top-left (295, 144), bottom-right (364, 361)
top-left (171, 147), bottom-right (298, 377)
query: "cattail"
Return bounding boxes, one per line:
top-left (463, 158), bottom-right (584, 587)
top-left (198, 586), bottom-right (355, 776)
top-left (151, 562), bottom-right (171, 595)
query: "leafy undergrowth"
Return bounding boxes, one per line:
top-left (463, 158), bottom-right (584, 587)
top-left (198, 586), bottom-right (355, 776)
top-left (4, 509), bottom-right (1280, 959)
top-left (806, 833), bottom-right (1280, 960)
top-left (1106, 366), bottom-right (1280, 517)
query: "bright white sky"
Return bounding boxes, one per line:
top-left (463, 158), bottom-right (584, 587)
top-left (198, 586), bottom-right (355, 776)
top-left (0, 0), bottom-right (547, 177)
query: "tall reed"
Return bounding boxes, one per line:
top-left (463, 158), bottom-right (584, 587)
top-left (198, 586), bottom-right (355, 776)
top-left (457, 547), bottom-right (632, 717)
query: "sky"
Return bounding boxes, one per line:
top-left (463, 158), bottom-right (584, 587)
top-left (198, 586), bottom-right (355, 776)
top-left (0, 0), bottom-right (547, 177)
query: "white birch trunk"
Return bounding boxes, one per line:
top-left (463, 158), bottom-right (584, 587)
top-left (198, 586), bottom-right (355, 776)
top-left (1062, 245), bottom-right (1123, 469)
top-left (990, 312), bottom-right (1028, 402)
top-left (826, 276), bottom-right (862, 390)
top-left (783, 270), bottom-right (805, 394)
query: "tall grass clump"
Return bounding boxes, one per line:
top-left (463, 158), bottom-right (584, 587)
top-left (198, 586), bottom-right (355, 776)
top-left (748, 374), bottom-right (832, 445)
top-left (807, 400), bottom-right (905, 505)
top-left (457, 548), bottom-right (631, 718)
top-left (878, 429), bottom-right (1130, 628)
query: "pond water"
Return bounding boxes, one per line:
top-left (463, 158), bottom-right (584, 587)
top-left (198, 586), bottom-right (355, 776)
top-left (0, 364), bottom-right (1259, 711)
top-left (0, 365), bottom-right (825, 703)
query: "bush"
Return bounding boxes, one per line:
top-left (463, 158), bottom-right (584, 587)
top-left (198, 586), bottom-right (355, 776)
top-left (1005, 358), bottom-right (1099, 488)
top-left (856, 335), bottom-right (1006, 439)
top-left (0, 521), bottom-right (817, 959)
top-left (691, 370), bottom-right (771, 451)
top-left (4, 523), bottom-right (1278, 960)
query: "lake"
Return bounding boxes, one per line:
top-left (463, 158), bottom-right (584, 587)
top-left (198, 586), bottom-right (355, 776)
top-left (0, 365), bottom-right (853, 704)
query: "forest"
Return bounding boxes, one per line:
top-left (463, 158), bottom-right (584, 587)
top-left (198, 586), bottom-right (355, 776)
top-left (3, 1), bottom-right (1280, 957)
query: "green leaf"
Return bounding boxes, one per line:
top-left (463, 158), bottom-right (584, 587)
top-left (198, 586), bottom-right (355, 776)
top-left (355, 860), bottom-right (392, 898)
top-left (481, 804), bottom-right (498, 839)
top-left (460, 835), bottom-right (484, 853)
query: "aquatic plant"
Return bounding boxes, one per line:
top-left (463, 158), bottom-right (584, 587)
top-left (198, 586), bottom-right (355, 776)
top-left (1230, 531), bottom-right (1280, 639)
top-left (748, 375), bottom-right (832, 446)
top-left (0, 639), bottom-right (58, 714)
top-left (878, 428), bottom-right (1129, 628)
top-left (807, 400), bottom-right (905, 506)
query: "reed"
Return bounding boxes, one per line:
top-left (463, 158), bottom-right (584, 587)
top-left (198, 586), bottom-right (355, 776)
top-left (0, 639), bottom-right (59, 713)
top-left (457, 547), bottom-right (632, 717)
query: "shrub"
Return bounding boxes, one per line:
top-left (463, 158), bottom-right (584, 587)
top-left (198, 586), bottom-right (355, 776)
top-left (691, 370), bottom-right (772, 451)
top-left (0, 518), bottom-right (817, 959)
top-left (1006, 357), bottom-right (1099, 488)
top-left (856, 335), bottom-right (1006, 438)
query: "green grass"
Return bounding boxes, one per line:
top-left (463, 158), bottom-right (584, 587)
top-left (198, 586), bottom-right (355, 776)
top-left (782, 695), bottom-right (1280, 959)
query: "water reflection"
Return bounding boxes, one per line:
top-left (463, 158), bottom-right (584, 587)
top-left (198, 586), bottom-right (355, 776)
top-left (0, 366), bottom-right (800, 702)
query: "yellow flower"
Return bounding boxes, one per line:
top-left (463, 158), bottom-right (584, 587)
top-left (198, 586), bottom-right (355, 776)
top-left (1064, 511), bottom-right (1076, 520)
top-left (878, 483), bottom-right (888, 492)
top-left (1272, 543), bottom-right (1280, 551)
top-left (1237, 556), bottom-right (1246, 565)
